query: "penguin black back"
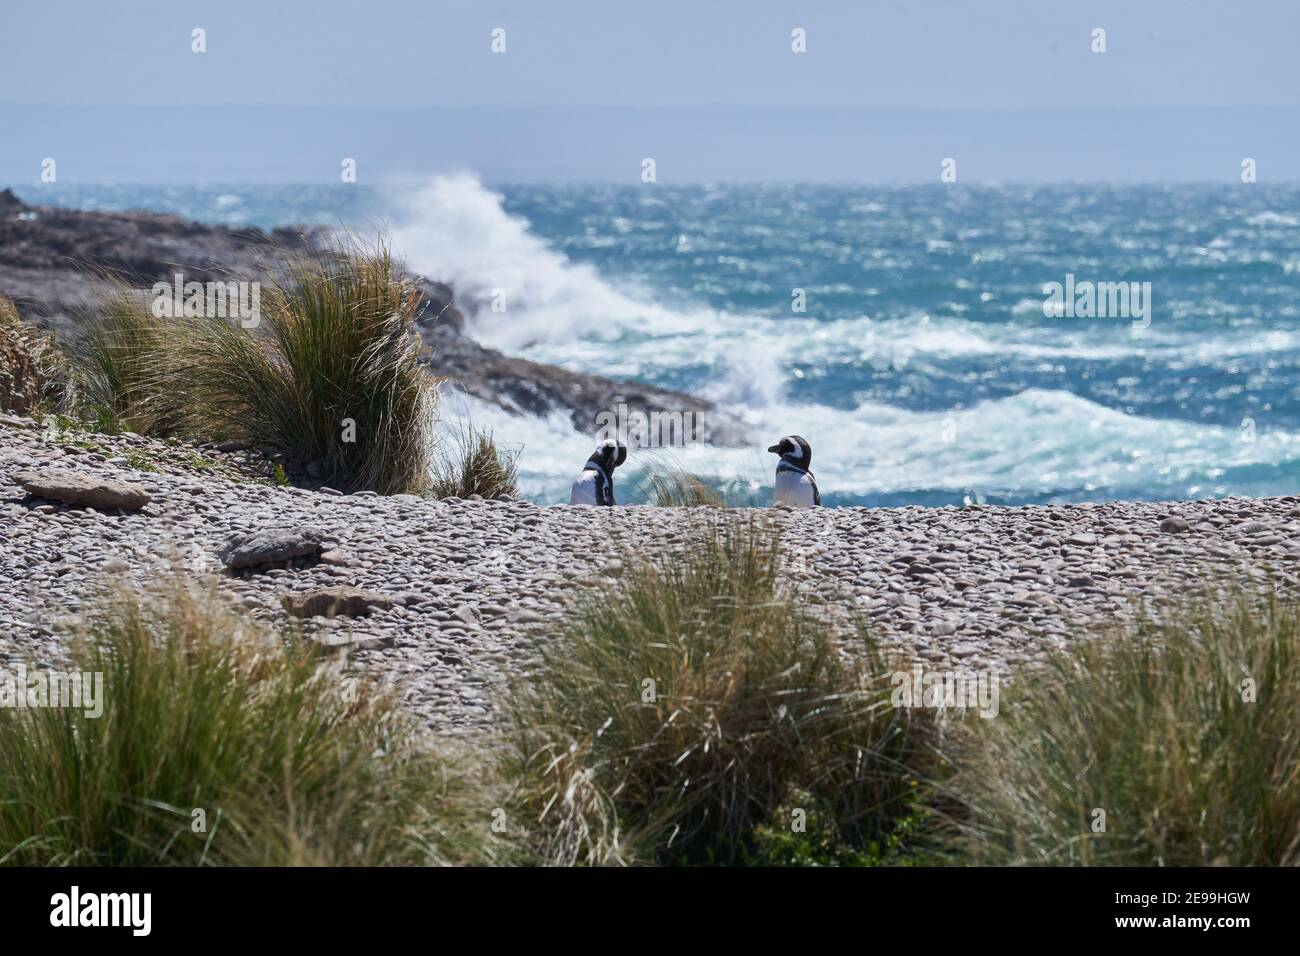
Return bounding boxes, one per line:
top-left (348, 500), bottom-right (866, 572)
top-left (573, 439), bottom-right (628, 506)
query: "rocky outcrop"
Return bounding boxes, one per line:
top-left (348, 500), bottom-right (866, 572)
top-left (0, 189), bottom-right (316, 335)
top-left (0, 189), bottom-right (751, 446)
top-left (419, 325), bottom-right (750, 445)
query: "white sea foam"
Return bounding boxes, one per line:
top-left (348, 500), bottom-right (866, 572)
top-left (439, 385), bottom-right (1299, 505)
top-left (392, 175), bottom-right (1300, 371)
top-left (390, 173), bottom-right (715, 349)
top-left (392, 175), bottom-right (1300, 503)
top-left (1246, 211), bottom-right (1300, 227)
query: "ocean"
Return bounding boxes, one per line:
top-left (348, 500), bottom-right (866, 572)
top-left (16, 178), bottom-right (1300, 507)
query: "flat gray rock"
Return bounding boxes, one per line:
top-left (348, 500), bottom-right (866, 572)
top-left (12, 467), bottom-right (151, 510)
top-left (220, 527), bottom-right (324, 569)
top-left (0, 414), bottom-right (38, 431)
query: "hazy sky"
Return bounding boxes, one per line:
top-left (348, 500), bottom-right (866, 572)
top-left (2, 0), bottom-right (1298, 181)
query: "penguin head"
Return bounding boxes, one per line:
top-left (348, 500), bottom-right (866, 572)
top-left (590, 439), bottom-right (628, 472)
top-left (767, 435), bottom-right (811, 469)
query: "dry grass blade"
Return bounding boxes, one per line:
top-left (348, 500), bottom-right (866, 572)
top-left (948, 592), bottom-right (1300, 866)
top-left (643, 467), bottom-right (724, 508)
top-left (0, 576), bottom-right (503, 866)
top-left (65, 239), bottom-right (437, 494)
top-left (429, 423), bottom-right (519, 500)
top-left (503, 517), bottom-right (939, 866)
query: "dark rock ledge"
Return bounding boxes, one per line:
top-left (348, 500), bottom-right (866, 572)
top-left (0, 188), bottom-right (751, 446)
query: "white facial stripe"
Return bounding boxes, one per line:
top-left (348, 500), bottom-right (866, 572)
top-left (787, 439), bottom-right (804, 460)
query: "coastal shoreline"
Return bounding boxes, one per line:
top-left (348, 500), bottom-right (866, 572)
top-left (0, 188), bottom-right (751, 448)
top-left (4, 415), bottom-right (1296, 731)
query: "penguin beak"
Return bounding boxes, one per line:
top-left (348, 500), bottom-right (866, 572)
top-left (767, 444), bottom-right (781, 454)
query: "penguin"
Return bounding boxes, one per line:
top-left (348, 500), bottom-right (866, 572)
top-left (767, 435), bottom-right (821, 507)
top-left (569, 439), bottom-right (629, 505)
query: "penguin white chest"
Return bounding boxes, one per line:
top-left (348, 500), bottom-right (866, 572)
top-left (570, 469), bottom-right (611, 505)
top-left (773, 468), bottom-right (817, 507)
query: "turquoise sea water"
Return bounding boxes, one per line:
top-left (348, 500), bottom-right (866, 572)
top-left (17, 179), bottom-right (1300, 506)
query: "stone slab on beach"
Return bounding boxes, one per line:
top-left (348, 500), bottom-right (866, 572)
top-left (220, 527), bottom-right (325, 569)
top-left (10, 467), bottom-right (151, 510)
top-left (282, 586), bottom-right (396, 619)
top-left (3, 423), bottom-right (1300, 733)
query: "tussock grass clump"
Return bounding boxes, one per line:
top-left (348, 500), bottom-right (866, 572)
top-left (174, 243), bottom-right (435, 494)
top-left (643, 466), bottom-right (724, 508)
top-left (0, 295), bottom-right (69, 417)
top-left (0, 579), bottom-right (500, 866)
top-left (504, 519), bottom-right (938, 866)
top-left (66, 241), bottom-right (437, 494)
top-left (429, 424), bottom-right (519, 500)
top-left (68, 293), bottom-right (180, 434)
top-left (950, 594), bottom-right (1300, 866)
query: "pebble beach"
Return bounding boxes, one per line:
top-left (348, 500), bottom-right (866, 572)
top-left (4, 412), bottom-right (1298, 732)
